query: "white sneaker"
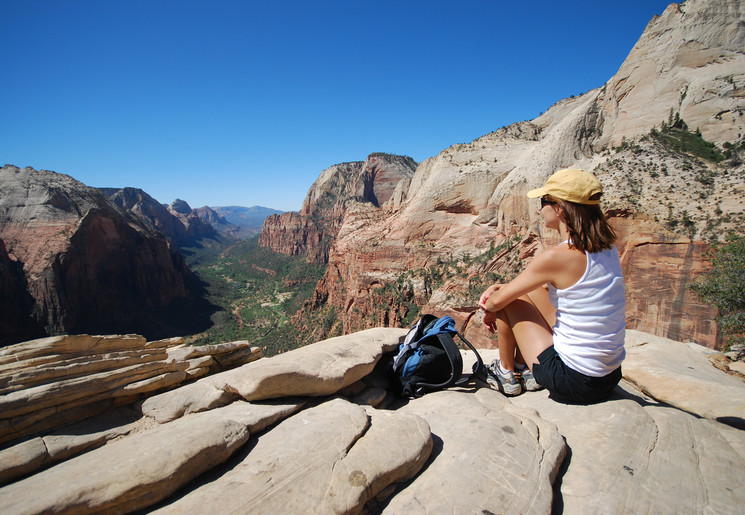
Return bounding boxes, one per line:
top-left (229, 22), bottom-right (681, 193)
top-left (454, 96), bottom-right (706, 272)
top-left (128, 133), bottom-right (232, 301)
top-left (517, 367), bottom-right (543, 391)
top-left (485, 359), bottom-right (522, 396)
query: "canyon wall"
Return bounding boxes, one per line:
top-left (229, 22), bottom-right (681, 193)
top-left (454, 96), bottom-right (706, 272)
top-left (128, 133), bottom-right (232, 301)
top-left (260, 0), bottom-right (745, 349)
top-left (0, 166), bottom-right (209, 342)
top-left (0, 239), bottom-right (42, 346)
top-left (260, 153), bottom-right (418, 264)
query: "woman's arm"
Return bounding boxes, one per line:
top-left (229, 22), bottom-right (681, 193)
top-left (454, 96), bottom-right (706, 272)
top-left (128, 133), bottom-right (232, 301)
top-left (479, 247), bottom-right (564, 313)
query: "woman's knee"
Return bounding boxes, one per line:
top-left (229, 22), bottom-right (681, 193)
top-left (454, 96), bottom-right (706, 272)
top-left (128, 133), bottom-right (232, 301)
top-left (502, 296), bottom-right (549, 328)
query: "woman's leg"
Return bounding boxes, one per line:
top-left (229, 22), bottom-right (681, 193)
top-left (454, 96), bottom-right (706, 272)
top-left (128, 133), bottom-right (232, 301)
top-left (496, 287), bottom-right (555, 372)
top-left (496, 310), bottom-right (518, 370)
top-left (527, 286), bottom-right (556, 329)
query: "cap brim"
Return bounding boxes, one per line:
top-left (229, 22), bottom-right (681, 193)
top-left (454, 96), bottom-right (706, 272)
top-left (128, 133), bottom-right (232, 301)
top-left (526, 187), bottom-right (547, 199)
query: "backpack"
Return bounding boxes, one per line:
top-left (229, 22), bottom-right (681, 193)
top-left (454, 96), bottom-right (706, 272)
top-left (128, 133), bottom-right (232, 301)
top-left (389, 314), bottom-right (486, 398)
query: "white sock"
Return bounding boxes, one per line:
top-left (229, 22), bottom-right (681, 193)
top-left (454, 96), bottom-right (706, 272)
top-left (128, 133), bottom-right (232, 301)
top-left (498, 363), bottom-right (512, 375)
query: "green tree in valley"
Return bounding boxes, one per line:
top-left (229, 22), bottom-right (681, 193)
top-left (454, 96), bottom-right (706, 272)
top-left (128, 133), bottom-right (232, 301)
top-left (691, 232), bottom-right (745, 348)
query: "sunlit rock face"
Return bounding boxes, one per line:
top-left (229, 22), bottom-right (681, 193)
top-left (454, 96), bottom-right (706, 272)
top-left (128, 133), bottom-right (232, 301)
top-left (259, 153), bottom-right (417, 264)
top-left (2, 327), bottom-right (745, 513)
top-left (595, 0), bottom-right (745, 149)
top-left (264, 0), bottom-right (743, 348)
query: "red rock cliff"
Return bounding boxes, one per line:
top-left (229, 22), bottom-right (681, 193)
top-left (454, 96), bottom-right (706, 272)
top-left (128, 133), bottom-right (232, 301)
top-left (259, 154), bottom-right (418, 264)
top-left (0, 166), bottom-right (208, 342)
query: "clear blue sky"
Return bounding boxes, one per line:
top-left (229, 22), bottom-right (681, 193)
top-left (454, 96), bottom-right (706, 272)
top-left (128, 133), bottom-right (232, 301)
top-left (2, 0), bottom-right (674, 211)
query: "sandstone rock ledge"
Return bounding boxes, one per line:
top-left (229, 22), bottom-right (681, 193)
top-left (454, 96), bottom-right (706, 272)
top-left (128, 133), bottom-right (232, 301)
top-left (0, 327), bottom-right (744, 514)
top-left (0, 335), bottom-right (262, 447)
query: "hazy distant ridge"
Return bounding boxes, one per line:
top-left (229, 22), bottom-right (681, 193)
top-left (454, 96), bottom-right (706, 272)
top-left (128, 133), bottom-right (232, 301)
top-left (211, 206), bottom-right (283, 238)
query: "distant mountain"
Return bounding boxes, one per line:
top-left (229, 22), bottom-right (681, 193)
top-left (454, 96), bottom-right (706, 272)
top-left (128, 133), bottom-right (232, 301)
top-left (97, 191), bottom-right (279, 253)
top-left (98, 189), bottom-right (225, 248)
top-left (211, 206), bottom-right (284, 239)
top-left (97, 192), bottom-right (280, 243)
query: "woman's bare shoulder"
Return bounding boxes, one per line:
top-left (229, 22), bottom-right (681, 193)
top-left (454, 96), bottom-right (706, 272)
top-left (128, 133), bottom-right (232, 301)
top-left (536, 243), bottom-right (583, 262)
top-left (536, 244), bottom-right (586, 287)
top-left (525, 245), bottom-right (575, 275)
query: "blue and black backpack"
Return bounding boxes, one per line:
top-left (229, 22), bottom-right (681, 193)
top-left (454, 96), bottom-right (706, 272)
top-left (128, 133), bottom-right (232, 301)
top-left (390, 314), bottom-right (486, 398)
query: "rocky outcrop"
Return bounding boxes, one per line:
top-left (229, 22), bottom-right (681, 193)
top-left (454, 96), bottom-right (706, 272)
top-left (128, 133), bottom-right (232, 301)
top-left (259, 210), bottom-right (332, 262)
top-left (101, 188), bottom-right (191, 244)
top-left (166, 199), bottom-right (220, 242)
top-left (269, 0), bottom-right (744, 347)
top-left (388, 388), bottom-right (564, 513)
top-left (595, 0), bottom-right (745, 148)
top-left (614, 214), bottom-right (722, 346)
top-left (138, 327), bottom-right (404, 424)
top-left (154, 399), bottom-right (432, 514)
top-left (0, 333), bottom-right (261, 446)
top-left (192, 205), bottom-right (243, 239)
top-left (0, 405), bottom-right (253, 514)
top-left (0, 166), bottom-right (213, 342)
top-left (622, 330), bottom-right (745, 423)
top-left (299, 154), bottom-right (418, 216)
top-left (259, 154), bottom-right (418, 263)
top-left (0, 327), bottom-right (743, 513)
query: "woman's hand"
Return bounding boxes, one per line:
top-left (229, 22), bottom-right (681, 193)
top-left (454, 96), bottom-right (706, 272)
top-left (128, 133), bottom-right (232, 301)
top-left (479, 284), bottom-right (501, 333)
top-left (482, 309), bottom-right (498, 333)
top-left (478, 283), bottom-right (501, 311)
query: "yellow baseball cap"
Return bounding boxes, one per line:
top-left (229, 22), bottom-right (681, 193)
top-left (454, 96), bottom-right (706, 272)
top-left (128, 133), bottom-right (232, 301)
top-left (527, 168), bottom-right (603, 205)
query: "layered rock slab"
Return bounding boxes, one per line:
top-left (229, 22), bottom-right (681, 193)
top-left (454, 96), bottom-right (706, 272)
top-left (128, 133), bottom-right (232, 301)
top-left (0, 334), bottom-right (261, 442)
top-left (141, 380), bottom-right (243, 423)
top-left (141, 327), bottom-right (405, 423)
top-left (0, 406), bottom-right (141, 485)
top-left (0, 401), bottom-right (300, 514)
top-left (0, 359), bottom-right (189, 444)
top-left (510, 386), bottom-right (745, 514)
top-left (383, 388), bottom-right (566, 513)
top-left (5, 324), bottom-right (745, 514)
top-left (209, 327), bottom-right (406, 401)
top-left (156, 398), bottom-right (432, 514)
top-left (623, 330), bottom-right (745, 425)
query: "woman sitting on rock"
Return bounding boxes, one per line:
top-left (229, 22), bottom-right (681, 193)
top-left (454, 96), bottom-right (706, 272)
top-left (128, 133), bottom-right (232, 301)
top-left (478, 168), bottom-right (625, 403)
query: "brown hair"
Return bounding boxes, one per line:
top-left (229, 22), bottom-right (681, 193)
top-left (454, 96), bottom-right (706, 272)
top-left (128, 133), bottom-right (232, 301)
top-left (551, 195), bottom-right (616, 253)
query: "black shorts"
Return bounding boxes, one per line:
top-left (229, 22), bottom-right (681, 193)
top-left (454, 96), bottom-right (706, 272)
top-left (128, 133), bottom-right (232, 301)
top-left (532, 346), bottom-right (621, 404)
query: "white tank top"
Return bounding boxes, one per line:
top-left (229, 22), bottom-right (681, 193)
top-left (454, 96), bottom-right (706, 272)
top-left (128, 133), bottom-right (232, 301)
top-left (548, 244), bottom-right (626, 377)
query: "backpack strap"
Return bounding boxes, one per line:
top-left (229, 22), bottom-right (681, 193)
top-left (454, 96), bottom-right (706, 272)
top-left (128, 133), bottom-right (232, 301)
top-left (453, 331), bottom-right (487, 384)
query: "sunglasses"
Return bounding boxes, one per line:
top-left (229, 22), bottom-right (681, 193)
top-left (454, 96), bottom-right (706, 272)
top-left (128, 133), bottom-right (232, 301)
top-left (541, 197), bottom-right (557, 208)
